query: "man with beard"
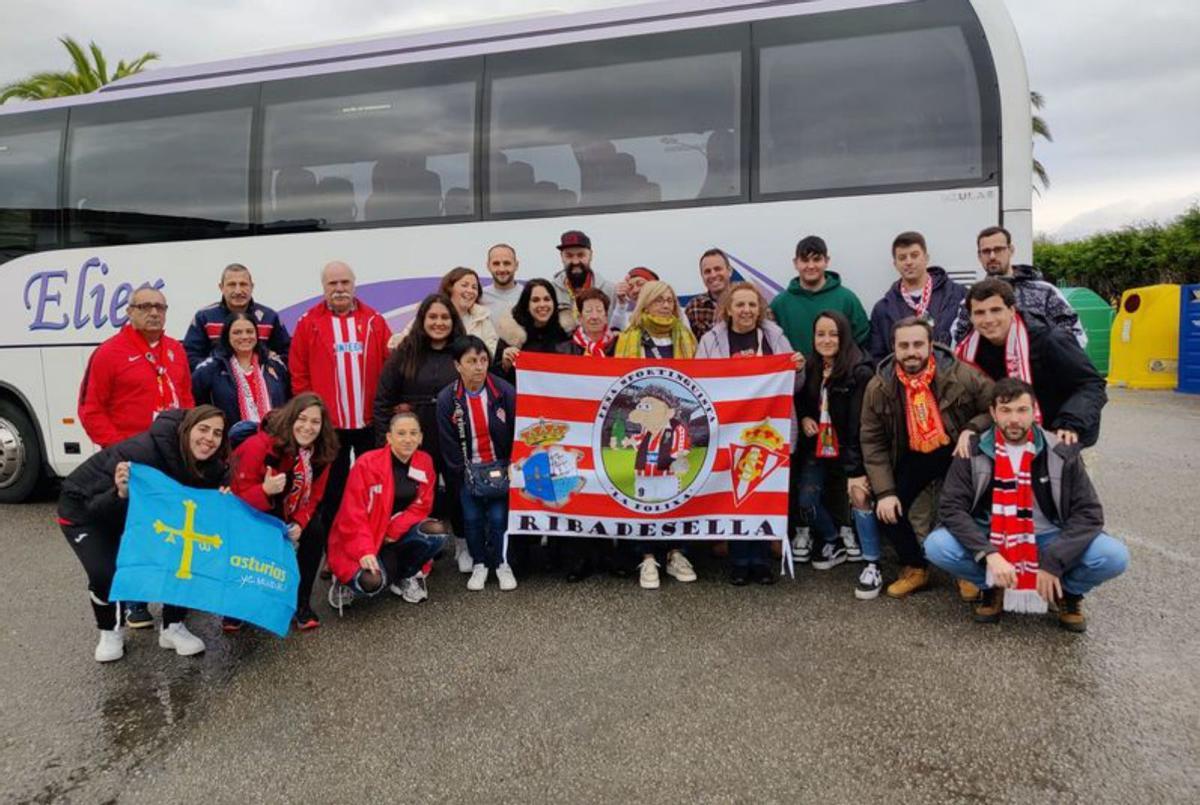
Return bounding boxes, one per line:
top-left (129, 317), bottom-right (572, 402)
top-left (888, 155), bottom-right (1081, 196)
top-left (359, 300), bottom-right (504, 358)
top-left (859, 317), bottom-right (993, 599)
top-left (950, 226), bottom-right (1085, 347)
top-left (550, 230), bottom-right (621, 331)
top-left (925, 378), bottom-right (1128, 632)
top-left (955, 278), bottom-right (1106, 447)
top-left (481, 243), bottom-right (524, 329)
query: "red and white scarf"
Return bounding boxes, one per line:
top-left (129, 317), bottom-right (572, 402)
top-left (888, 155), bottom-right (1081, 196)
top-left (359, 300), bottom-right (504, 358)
top-left (987, 428), bottom-right (1047, 614)
top-left (955, 312), bottom-right (1042, 423)
top-left (284, 447), bottom-right (313, 520)
top-left (815, 369), bottom-right (840, 458)
top-left (901, 275), bottom-right (933, 317)
top-left (231, 355), bottom-right (272, 423)
top-left (898, 359), bottom-right (950, 453)
top-left (572, 327), bottom-right (615, 357)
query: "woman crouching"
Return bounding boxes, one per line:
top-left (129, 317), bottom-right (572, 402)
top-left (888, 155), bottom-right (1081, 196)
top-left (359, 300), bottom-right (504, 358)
top-left (326, 407), bottom-right (449, 611)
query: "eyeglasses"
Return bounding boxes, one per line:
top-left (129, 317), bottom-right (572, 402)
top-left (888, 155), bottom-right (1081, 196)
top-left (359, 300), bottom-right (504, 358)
top-left (977, 246), bottom-right (1010, 257)
top-left (129, 303), bottom-right (168, 313)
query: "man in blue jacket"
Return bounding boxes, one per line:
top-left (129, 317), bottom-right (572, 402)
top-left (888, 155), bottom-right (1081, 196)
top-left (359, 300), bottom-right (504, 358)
top-left (868, 231), bottom-right (965, 364)
top-left (437, 335), bottom-right (518, 592)
top-left (183, 263), bottom-right (291, 370)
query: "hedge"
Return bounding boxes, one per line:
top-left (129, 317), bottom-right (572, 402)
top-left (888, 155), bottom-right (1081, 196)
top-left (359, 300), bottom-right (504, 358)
top-left (1033, 206), bottom-right (1200, 302)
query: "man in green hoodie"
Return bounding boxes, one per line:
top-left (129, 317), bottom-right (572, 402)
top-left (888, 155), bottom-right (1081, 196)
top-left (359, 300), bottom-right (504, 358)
top-left (769, 235), bottom-right (871, 356)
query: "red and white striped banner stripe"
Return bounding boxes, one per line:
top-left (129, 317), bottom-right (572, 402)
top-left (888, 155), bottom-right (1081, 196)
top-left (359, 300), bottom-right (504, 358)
top-left (508, 353), bottom-right (794, 545)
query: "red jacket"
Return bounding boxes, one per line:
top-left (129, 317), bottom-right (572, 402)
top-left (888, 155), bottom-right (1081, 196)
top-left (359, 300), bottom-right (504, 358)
top-left (78, 325), bottom-right (195, 448)
top-left (326, 446), bottom-right (436, 583)
top-left (230, 429), bottom-right (328, 530)
top-left (288, 300), bottom-right (391, 431)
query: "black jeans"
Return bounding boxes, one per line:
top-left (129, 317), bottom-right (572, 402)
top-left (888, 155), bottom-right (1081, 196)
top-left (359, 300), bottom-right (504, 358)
top-left (320, 427), bottom-right (376, 523)
top-left (61, 520), bottom-right (186, 630)
top-left (295, 516), bottom-right (330, 611)
top-left (876, 447), bottom-right (953, 567)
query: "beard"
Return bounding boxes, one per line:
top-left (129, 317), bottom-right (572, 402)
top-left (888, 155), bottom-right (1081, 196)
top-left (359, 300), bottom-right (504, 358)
top-left (1002, 424), bottom-right (1031, 443)
top-left (900, 356), bottom-right (929, 375)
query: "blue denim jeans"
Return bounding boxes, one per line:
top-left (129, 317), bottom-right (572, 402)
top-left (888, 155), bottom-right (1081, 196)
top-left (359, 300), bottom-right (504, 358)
top-left (729, 540), bottom-right (771, 569)
top-left (351, 522), bottom-right (447, 596)
top-left (461, 487), bottom-right (509, 569)
top-left (798, 457), bottom-right (882, 561)
top-left (924, 527), bottom-right (1129, 596)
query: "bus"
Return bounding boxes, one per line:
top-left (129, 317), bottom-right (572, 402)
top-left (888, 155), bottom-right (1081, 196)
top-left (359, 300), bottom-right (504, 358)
top-left (0, 0), bottom-right (1031, 501)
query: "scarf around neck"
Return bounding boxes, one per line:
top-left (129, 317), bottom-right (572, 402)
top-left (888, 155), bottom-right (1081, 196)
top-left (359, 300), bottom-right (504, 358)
top-left (615, 314), bottom-right (696, 359)
top-left (284, 446), bottom-right (314, 520)
top-left (901, 274), bottom-right (933, 317)
top-left (897, 359), bottom-right (950, 453)
top-left (987, 428), bottom-right (1047, 614)
top-left (132, 329), bottom-right (181, 413)
top-left (815, 367), bottom-right (840, 458)
top-left (231, 354), bottom-right (272, 423)
top-left (955, 312), bottom-right (1042, 423)
top-left (572, 327), bottom-right (614, 357)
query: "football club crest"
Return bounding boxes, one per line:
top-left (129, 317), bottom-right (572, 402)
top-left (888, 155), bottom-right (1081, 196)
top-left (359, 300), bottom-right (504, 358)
top-left (728, 420), bottom-right (789, 506)
top-left (513, 419), bottom-right (584, 507)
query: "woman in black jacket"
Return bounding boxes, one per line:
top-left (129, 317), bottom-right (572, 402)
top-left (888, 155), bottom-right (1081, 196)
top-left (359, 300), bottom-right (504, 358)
top-left (494, 279), bottom-right (571, 383)
top-left (372, 294), bottom-right (468, 568)
top-left (57, 406), bottom-right (231, 662)
top-left (795, 310), bottom-right (883, 598)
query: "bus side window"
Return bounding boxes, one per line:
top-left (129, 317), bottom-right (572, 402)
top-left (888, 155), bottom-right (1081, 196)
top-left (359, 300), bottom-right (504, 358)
top-left (0, 111), bottom-right (64, 265)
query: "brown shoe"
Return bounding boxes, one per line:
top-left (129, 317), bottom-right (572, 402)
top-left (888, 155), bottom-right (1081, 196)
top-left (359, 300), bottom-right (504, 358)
top-left (1058, 594), bottom-right (1087, 633)
top-left (958, 579), bottom-right (981, 602)
top-left (973, 587), bottom-right (1004, 623)
top-left (885, 565), bottom-right (930, 599)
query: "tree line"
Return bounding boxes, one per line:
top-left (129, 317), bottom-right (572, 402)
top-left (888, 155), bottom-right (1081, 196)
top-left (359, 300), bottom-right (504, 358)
top-left (1034, 206), bottom-right (1200, 302)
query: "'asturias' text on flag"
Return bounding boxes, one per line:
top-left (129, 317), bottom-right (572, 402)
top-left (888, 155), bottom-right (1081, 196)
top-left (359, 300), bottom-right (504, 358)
top-left (109, 464), bottom-right (299, 636)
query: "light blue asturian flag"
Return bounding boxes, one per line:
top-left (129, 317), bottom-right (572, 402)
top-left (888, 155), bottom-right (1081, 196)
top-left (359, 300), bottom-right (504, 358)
top-left (109, 463), bottom-right (298, 636)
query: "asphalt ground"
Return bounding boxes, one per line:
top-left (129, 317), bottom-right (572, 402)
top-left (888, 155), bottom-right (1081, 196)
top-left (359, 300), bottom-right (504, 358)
top-left (2, 388), bottom-right (1198, 804)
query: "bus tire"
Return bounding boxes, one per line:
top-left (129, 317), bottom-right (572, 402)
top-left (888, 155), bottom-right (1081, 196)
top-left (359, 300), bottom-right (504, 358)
top-left (0, 399), bottom-right (43, 503)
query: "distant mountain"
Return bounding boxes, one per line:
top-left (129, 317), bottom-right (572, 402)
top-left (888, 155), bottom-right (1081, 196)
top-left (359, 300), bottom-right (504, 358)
top-left (1043, 192), bottom-right (1200, 241)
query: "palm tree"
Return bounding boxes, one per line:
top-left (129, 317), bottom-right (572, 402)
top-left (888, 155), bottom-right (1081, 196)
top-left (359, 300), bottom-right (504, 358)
top-left (0, 37), bottom-right (159, 103)
top-left (1031, 90), bottom-right (1052, 194)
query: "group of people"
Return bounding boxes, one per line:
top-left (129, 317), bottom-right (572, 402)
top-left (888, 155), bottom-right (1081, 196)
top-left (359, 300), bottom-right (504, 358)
top-left (62, 224), bottom-right (1129, 663)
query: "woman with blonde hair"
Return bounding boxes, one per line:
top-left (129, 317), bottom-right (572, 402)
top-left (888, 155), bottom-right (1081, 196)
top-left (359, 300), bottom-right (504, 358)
top-left (614, 280), bottom-right (697, 359)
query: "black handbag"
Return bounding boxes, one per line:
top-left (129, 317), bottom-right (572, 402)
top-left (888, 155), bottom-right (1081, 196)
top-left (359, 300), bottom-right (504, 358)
top-left (456, 398), bottom-right (510, 500)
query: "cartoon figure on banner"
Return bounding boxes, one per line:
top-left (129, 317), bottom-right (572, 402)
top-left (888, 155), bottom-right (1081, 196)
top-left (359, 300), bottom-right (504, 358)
top-left (513, 419), bottom-right (585, 507)
top-left (624, 386), bottom-right (692, 502)
top-left (729, 420), bottom-right (789, 506)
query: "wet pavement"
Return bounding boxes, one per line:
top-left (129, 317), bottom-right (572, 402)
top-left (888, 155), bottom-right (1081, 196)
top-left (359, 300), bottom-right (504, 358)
top-left (3, 388), bottom-right (1198, 804)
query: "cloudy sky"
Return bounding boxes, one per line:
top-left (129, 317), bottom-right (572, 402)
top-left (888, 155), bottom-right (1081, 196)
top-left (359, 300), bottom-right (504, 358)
top-left (2, 0), bottom-right (1197, 239)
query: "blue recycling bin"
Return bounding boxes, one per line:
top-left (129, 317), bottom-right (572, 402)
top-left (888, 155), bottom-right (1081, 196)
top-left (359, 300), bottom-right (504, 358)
top-left (1179, 284), bottom-right (1200, 394)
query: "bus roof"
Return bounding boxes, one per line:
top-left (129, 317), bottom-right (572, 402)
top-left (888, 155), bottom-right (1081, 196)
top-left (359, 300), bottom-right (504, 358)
top-left (1, 0), bottom-right (913, 114)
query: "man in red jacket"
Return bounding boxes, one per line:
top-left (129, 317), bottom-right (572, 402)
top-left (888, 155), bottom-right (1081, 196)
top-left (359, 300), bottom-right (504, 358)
top-left (288, 260), bottom-right (392, 521)
top-left (77, 285), bottom-right (195, 630)
top-left (79, 286), bottom-right (195, 449)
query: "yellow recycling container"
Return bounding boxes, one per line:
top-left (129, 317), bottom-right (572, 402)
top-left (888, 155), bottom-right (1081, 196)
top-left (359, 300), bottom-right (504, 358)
top-left (1109, 284), bottom-right (1180, 389)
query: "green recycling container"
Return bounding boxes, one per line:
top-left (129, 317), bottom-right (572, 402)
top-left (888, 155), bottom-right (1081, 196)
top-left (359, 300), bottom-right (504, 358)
top-left (1062, 287), bottom-right (1115, 375)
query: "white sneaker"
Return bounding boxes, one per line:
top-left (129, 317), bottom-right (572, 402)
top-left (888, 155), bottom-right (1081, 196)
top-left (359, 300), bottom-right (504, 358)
top-left (840, 525), bottom-right (863, 562)
top-left (328, 582), bottom-right (357, 615)
top-left (158, 622), bottom-right (205, 656)
top-left (639, 557), bottom-right (661, 589)
top-left (467, 564), bottom-right (489, 591)
top-left (94, 628), bottom-right (124, 663)
top-left (496, 563), bottom-right (518, 591)
top-left (456, 538), bottom-right (474, 574)
top-left (665, 550), bottom-right (697, 582)
top-left (855, 563), bottom-right (883, 600)
top-left (390, 575), bottom-right (428, 603)
top-left (791, 527), bottom-right (812, 563)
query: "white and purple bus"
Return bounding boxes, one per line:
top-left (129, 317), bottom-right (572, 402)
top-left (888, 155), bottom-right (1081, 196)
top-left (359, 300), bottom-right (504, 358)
top-left (0, 0), bottom-right (1031, 500)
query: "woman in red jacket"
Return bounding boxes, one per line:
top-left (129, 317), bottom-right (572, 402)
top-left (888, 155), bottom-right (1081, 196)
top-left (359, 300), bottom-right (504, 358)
top-left (231, 392), bottom-right (338, 631)
top-left (326, 407), bottom-right (448, 612)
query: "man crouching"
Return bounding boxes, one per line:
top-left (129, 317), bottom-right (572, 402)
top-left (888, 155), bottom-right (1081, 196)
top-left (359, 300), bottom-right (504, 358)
top-left (924, 378), bottom-right (1129, 632)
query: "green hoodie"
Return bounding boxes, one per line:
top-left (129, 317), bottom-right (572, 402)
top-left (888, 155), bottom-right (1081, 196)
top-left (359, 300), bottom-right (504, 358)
top-left (768, 270), bottom-right (871, 356)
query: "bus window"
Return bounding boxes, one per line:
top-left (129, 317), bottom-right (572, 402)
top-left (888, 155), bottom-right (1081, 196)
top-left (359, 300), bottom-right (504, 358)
top-left (488, 27), bottom-right (745, 215)
top-left (757, 10), bottom-right (997, 197)
top-left (0, 110), bottom-right (64, 265)
top-left (260, 61), bottom-right (478, 228)
top-left (65, 87), bottom-right (254, 246)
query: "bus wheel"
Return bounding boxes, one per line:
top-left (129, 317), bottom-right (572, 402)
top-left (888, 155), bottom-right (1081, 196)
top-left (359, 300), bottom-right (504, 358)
top-left (0, 400), bottom-right (43, 503)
